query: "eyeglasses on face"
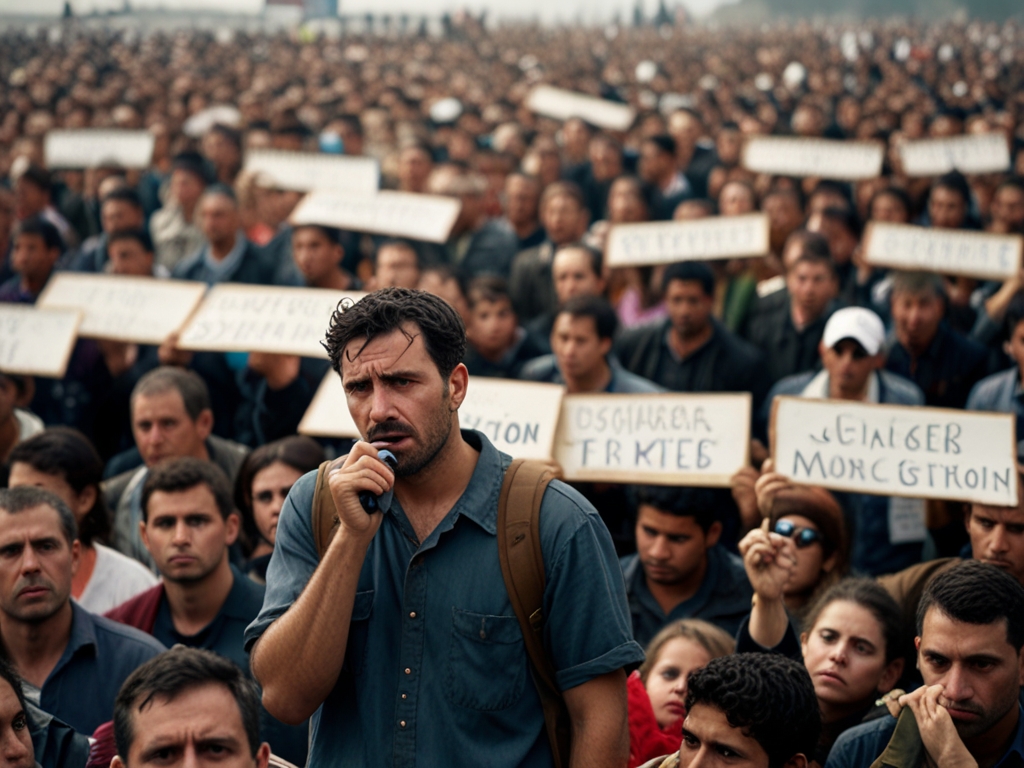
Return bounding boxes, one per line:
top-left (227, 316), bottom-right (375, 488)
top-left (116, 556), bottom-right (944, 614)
top-left (773, 519), bottom-right (824, 549)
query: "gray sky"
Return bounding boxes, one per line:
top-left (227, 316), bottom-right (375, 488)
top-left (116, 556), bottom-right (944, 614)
top-left (0, 0), bottom-right (732, 23)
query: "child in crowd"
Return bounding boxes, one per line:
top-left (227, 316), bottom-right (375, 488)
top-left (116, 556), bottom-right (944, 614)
top-left (462, 276), bottom-right (546, 378)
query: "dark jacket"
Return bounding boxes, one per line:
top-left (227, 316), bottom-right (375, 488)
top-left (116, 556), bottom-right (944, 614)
top-left (884, 322), bottom-right (991, 409)
top-left (740, 290), bottom-right (836, 387)
top-left (172, 238), bottom-right (278, 286)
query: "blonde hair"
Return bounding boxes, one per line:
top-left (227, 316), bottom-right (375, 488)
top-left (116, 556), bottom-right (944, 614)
top-left (638, 619), bottom-right (735, 683)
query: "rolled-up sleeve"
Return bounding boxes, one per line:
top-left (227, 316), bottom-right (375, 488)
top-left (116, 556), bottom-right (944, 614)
top-left (244, 471), bottom-right (320, 652)
top-left (539, 483), bottom-right (646, 692)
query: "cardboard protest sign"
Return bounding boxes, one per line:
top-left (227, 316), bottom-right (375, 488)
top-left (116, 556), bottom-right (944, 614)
top-left (770, 396), bottom-right (1018, 506)
top-left (526, 85), bottom-right (636, 132)
top-left (45, 129), bottom-right (155, 169)
top-left (862, 222), bottom-right (1023, 281)
top-left (243, 148), bottom-right (379, 194)
top-left (554, 393), bottom-right (751, 485)
top-left (290, 189), bottom-right (462, 244)
top-left (741, 136), bottom-right (884, 179)
top-left (37, 273), bottom-right (207, 345)
top-left (0, 305), bottom-right (81, 378)
top-left (177, 284), bottom-right (364, 358)
top-left (299, 374), bottom-right (564, 460)
top-left (900, 133), bottom-right (1011, 177)
top-left (606, 214), bottom-right (770, 268)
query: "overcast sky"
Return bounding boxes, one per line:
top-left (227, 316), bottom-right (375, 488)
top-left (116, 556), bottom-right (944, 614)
top-left (0, 0), bottom-right (733, 23)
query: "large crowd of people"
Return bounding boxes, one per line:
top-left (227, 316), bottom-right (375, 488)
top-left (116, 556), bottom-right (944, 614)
top-left (2, 12), bottom-right (1024, 768)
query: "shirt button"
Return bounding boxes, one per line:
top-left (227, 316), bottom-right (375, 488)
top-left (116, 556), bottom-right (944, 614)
top-left (404, 668), bottom-right (412, 675)
top-left (399, 720), bottom-right (406, 728)
top-left (401, 693), bottom-right (408, 700)
top-left (409, 611), bottom-right (417, 619)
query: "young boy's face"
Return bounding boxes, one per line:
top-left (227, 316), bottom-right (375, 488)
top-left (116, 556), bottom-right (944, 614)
top-left (467, 298), bottom-right (517, 357)
top-left (12, 233), bottom-right (58, 282)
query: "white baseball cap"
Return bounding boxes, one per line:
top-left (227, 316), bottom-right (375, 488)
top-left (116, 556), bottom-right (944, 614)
top-left (821, 307), bottom-right (886, 356)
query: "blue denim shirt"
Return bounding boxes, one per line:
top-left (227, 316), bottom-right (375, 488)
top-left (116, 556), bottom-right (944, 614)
top-left (244, 430), bottom-right (644, 768)
top-left (40, 602), bottom-right (165, 735)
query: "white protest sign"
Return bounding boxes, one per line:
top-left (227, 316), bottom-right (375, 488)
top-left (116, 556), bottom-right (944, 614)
top-left (554, 393), bottom-right (751, 486)
top-left (243, 148), bottom-right (379, 194)
top-left (526, 85), bottom-right (636, 132)
top-left (863, 222), bottom-right (1023, 281)
top-left (36, 274), bottom-right (207, 345)
top-left (741, 136), bottom-right (884, 179)
top-left (299, 374), bottom-right (564, 460)
top-left (177, 285), bottom-right (364, 358)
top-left (291, 189), bottom-right (462, 244)
top-left (900, 133), bottom-right (1010, 176)
top-left (771, 396), bottom-right (1018, 506)
top-left (606, 214), bottom-right (770, 268)
top-left (0, 305), bottom-right (81, 378)
top-left (45, 129), bottom-right (155, 169)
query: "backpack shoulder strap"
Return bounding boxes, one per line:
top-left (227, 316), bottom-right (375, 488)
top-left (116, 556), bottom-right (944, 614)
top-left (311, 460), bottom-right (340, 559)
top-left (497, 459), bottom-right (571, 768)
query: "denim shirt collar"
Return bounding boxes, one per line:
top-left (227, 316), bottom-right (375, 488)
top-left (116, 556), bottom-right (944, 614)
top-left (51, 603), bottom-right (98, 681)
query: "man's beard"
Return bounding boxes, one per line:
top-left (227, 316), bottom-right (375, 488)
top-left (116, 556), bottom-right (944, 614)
top-left (369, 399), bottom-right (454, 478)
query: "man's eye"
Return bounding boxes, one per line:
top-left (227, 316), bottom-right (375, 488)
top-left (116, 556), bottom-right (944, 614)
top-left (12, 714), bottom-right (26, 731)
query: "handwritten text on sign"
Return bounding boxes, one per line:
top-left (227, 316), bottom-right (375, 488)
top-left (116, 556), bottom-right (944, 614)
top-left (863, 222), bottom-right (1023, 281)
top-left (526, 85), bottom-right (637, 132)
top-left (177, 285), bottom-right (364, 358)
top-left (243, 148), bottom-right (379, 194)
top-left (741, 136), bottom-right (884, 180)
top-left (771, 397), bottom-right (1018, 506)
top-left (45, 129), bottom-right (155, 169)
top-left (555, 393), bottom-right (751, 485)
top-left (291, 189), bottom-right (462, 244)
top-left (607, 214), bottom-right (770, 268)
top-left (900, 133), bottom-right (1010, 177)
top-left (0, 306), bottom-right (81, 378)
top-left (37, 273), bottom-right (207, 345)
top-left (298, 374), bottom-right (563, 460)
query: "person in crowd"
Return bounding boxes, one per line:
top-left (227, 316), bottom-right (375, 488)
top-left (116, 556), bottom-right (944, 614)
top-left (71, 188), bottom-right (145, 273)
top-left (868, 186), bottom-right (913, 224)
top-left (111, 648), bottom-right (272, 768)
top-left (13, 166), bottom-right (74, 248)
top-left (762, 186), bottom-right (806, 262)
top-left (370, 239), bottom-right (422, 290)
top-left (509, 181), bottom-right (590, 323)
top-left (0, 217), bottom-right (62, 304)
top-left (171, 185), bottom-right (277, 286)
top-left (418, 264), bottom-right (471, 325)
top-left (526, 242), bottom-right (607, 342)
top-left (0, 657), bottom-right (38, 768)
top-left (639, 135), bottom-right (692, 220)
top-left (666, 109), bottom-right (717, 201)
top-left (615, 261), bottom-right (769, 409)
top-left (232, 436), bottom-right (324, 583)
top-left (7, 429), bottom-right (157, 614)
top-left (620, 484), bottom-right (753, 645)
top-left (742, 533), bottom-right (905, 760)
top-left (245, 287), bottom-right (643, 767)
top-left (0, 372), bottom-right (43, 466)
top-left (645, 654), bottom-right (821, 768)
top-left (989, 177), bottom-right (1024, 234)
top-left (741, 231), bottom-right (840, 387)
top-left (103, 367), bottom-right (248, 569)
top-left (806, 206), bottom-right (862, 305)
top-left (627, 619), bottom-right (735, 768)
top-left (763, 307), bottom-right (926, 575)
top-left (462, 275), bottom-right (546, 378)
top-left (501, 172), bottom-right (545, 251)
top-left (967, 290), bottom-right (1024, 438)
top-left (106, 228), bottom-right (160, 277)
top-left (925, 171), bottom-right (974, 230)
top-left (885, 271), bottom-right (990, 409)
top-left (289, 223), bottom-right (359, 291)
top-left (0, 487), bottom-right (164, 735)
top-left (827, 561), bottom-right (1024, 768)
top-left (150, 152), bottom-right (210, 273)
top-left (396, 142), bottom-right (434, 194)
top-left (522, 295), bottom-right (661, 393)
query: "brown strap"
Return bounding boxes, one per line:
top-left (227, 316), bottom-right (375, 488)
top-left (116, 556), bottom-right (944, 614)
top-left (312, 460), bottom-right (340, 559)
top-left (497, 459), bottom-right (570, 768)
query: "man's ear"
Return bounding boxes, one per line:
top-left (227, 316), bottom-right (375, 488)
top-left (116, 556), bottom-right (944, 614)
top-left (448, 362), bottom-right (469, 411)
top-left (139, 518), bottom-right (152, 553)
top-left (782, 754), bottom-right (809, 768)
top-left (111, 756), bottom-right (126, 768)
top-left (255, 742), bottom-right (272, 768)
top-left (75, 485), bottom-right (98, 519)
top-left (821, 550), bottom-right (840, 574)
top-left (195, 408), bottom-right (214, 441)
top-left (705, 520), bottom-right (722, 548)
top-left (224, 512), bottom-right (241, 546)
top-left (598, 337), bottom-right (613, 357)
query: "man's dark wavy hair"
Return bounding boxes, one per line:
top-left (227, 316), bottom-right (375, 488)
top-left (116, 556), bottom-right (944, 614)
top-left (685, 654), bottom-right (821, 768)
top-left (323, 287), bottom-right (467, 381)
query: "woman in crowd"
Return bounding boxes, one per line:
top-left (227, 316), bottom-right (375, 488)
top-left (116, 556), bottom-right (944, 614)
top-left (738, 527), bottom-right (905, 763)
top-left (7, 427), bottom-right (157, 613)
top-left (233, 435), bottom-right (324, 582)
top-left (627, 619), bottom-right (734, 768)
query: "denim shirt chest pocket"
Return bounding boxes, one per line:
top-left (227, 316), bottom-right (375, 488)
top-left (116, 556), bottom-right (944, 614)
top-left (445, 608), bottom-right (527, 710)
top-left (346, 589), bottom-right (375, 677)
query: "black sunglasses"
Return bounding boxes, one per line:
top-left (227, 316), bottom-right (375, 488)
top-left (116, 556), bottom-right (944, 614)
top-left (774, 520), bottom-right (824, 549)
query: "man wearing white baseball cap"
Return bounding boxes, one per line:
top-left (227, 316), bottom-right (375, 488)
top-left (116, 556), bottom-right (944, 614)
top-left (760, 306), bottom-right (927, 577)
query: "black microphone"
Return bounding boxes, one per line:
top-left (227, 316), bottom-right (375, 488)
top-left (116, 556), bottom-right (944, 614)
top-left (359, 449), bottom-right (397, 513)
